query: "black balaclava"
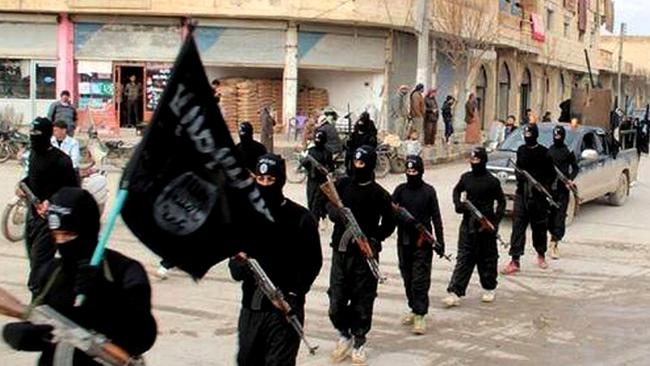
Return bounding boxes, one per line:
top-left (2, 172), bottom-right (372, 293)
top-left (553, 125), bottom-right (566, 146)
top-left (405, 155), bottom-right (424, 188)
top-left (255, 154), bottom-right (286, 210)
top-left (356, 112), bottom-right (371, 133)
top-left (30, 117), bottom-right (53, 154)
top-left (523, 124), bottom-right (539, 147)
top-left (352, 145), bottom-right (376, 183)
top-left (239, 122), bottom-right (253, 143)
top-left (470, 146), bottom-right (488, 175)
top-left (314, 130), bottom-right (327, 149)
top-left (47, 187), bottom-right (100, 265)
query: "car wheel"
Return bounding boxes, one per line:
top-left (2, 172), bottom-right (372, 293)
top-left (390, 157), bottom-right (406, 174)
top-left (608, 172), bottom-right (629, 206)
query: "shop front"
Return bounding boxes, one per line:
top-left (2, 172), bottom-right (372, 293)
top-left (73, 16), bottom-right (181, 135)
top-left (0, 15), bottom-right (59, 125)
top-left (297, 25), bottom-right (387, 124)
top-left (196, 20), bottom-right (286, 132)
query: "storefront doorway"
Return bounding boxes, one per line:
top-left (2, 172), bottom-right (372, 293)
top-left (115, 64), bottom-right (145, 128)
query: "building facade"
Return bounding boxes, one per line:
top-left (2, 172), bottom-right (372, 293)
top-left (0, 0), bottom-right (646, 135)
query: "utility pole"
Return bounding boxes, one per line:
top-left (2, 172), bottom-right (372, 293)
top-left (617, 22), bottom-right (626, 109)
top-left (415, 0), bottom-right (431, 88)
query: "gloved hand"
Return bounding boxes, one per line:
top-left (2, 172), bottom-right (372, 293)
top-left (3, 322), bottom-right (53, 351)
top-left (74, 262), bottom-right (102, 298)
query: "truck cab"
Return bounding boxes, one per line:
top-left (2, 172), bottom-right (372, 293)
top-left (486, 122), bottom-right (639, 224)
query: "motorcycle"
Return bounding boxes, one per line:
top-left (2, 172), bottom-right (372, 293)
top-left (0, 128), bottom-right (29, 164)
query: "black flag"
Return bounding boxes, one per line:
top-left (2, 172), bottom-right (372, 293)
top-left (121, 35), bottom-right (273, 279)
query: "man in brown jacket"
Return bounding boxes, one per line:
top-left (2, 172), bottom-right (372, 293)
top-left (409, 84), bottom-right (425, 142)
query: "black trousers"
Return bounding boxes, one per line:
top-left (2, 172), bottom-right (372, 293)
top-left (126, 99), bottom-right (139, 126)
top-left (25, 210), bottom-right (55, 294)
top-left (509, 192), bottom-right (549, 259)
top-left (397, 244), bottom-right (432, 315)
top-left (237, 308), bottom-right (302, 366)
top-left (549, 188), bottom-right (570, 242)
top-left (328, 250), bottom-right (378, 348)
top-left (447, 220), bottom-right (498, 297)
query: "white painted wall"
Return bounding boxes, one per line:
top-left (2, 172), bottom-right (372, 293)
top-left (298, 69), bottom-right (384, 123)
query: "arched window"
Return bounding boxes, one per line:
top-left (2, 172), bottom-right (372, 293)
top-left (476, 65), bottom-right (488, 128)
top-left (498, 62), bottom-right (510, 120)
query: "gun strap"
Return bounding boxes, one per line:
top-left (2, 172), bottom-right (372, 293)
top-left (28, 265), bottom-right (62, 316)
top-left (338, 228), bottom-right (353, 252)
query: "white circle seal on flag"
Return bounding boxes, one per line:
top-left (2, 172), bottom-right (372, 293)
top-left (154, 172), bottom-right (218, 236)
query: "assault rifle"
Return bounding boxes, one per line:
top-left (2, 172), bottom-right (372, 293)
top-left (237, 255), bottom-right (319, 355)
top-left (302, 153), bottom-right (331, 178)
top-left (462, 199), bottom-right (509, 249)
top-left (320, 181), bottom-right (387, 283)
top-left (507, 159), bottom-right (560, 209)
top-left (553, 165), bottom-right (581, 203)
top-left (19, 182), bottom-right (41, 207)
top-left (0, 287), bottom-right (143, 366)
top-left (391, 203), bottom-right (451, 261)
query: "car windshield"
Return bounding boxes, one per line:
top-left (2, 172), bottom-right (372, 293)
top-left (498, 125), bottom-right (576, 152)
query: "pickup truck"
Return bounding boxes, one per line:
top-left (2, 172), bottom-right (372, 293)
top-left (486, 122), bottom-right (639, 224)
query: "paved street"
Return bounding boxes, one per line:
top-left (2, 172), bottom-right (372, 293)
top-left (1, 158), bottom-right (650, 365)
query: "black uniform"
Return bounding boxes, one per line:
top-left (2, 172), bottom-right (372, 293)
top-left (316, 120), bottom-right (343, 155)
top-left (236, 122), bottom-right (268, 173)
top-left (509, 125), bottom-right (556, 260)
top-left (302, 131), bottom-right (334, 220)
top-left (548, 126), bottom-right (579, 242)
top-left (447, 148), bottom-right (506, 296)
top-left (392, 156), bottom-right (444, 316)
top-left (345, 113), bottom-right (378, 175)
top-left (230, 154), bottom-right (322, 366)
top-left (3, 188), bottom-right (157, 366)
top-left (327, 146), bottom-right (396, 348)
top-left (24, 118), bottom-right (79, 294)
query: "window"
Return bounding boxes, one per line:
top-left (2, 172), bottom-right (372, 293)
top-left (563, 19), bottom-right (570, 37)
top-left (0, 59), bottom-right (30, 99)
top-left (35, 64), bottom-right (56, 100)
top-left (546, 9), bottom-right (554, 32)
top-left (500, 0), bottom-right (522, 16)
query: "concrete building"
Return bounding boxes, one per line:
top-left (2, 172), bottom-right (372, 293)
top-left (0, 0), bottom-right (646, 136)
top-left (600, 35), bottom-right (650, 114)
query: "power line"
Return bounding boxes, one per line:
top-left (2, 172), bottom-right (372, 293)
top-left (309, 0), bottom-right (356, 20)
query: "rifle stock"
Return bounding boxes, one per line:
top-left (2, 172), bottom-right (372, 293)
top-left (320, 181), bottom-right (387, 283)
top-left (18, 182), bottom-right (41, 208)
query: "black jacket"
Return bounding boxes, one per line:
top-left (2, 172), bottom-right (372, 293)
top-left (515, 144), bottom-right (556, 193)
top-left (453, 170), bottom-right (506, 231)
top-left (548, 143), bottom-right (579, 180)
top-left (5, 250), bottom-right (157, 366)
top-left (328, 177), bottom-right (396, 254)
top-left (304, 146), bottom-right (334, 183)
top-left (25, 147), bottom-right (78, 203)
top-left (236, 139), bottom-right (268, 173)
top-left (392, 181), bottom-right (444, 247)
top-left (229, 199), bottom-right (322, 311)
